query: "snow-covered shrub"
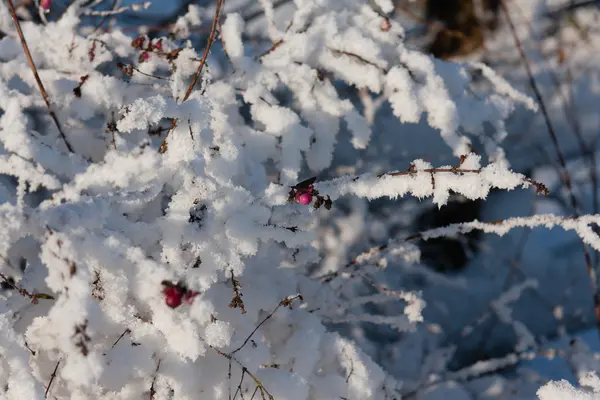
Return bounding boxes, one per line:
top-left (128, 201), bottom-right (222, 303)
top-left (0, 0), bottom-right (596, 399)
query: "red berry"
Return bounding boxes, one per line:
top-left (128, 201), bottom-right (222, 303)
top-left (296, 192), bottom-right (312, 205)
top-left (163, 286), bottom-right (182, 308)
top-left (139, 52), bottom-right (150, 62)
top-left (154, 41), bottom-right (162, 50)
top-left (40, 0), bottom-right (51, 10)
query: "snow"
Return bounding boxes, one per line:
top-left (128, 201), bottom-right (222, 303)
top-left (0, 0), bottom-right (598, 399)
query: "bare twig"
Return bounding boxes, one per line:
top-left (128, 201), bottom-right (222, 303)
top-left (232, 367), bottom-right (246, 400)
top-left (232, 295), bottom-right (302, 355)
top-left (149, 359), bottom-right (161, 399)
top-left (257, 39), bottom-right (284, 58)
top-left (500, 0), bottom-right (600, 335)
top-left (204, 340), bottom-right (276, 400)
top-left (184, 0), bottom-right (223, 99)
top-left (44, 360), bottom-right (61, 399)
top-left (6, 0), bottom-right (74, 153)
top-left (329, 48), bottom-right (388, 73)
top-left (159, 0), bottom-right (224, 153)
top-left (510, 1), bottom-right (598, 216)
top-left (110, 328), bottom-right (130, 349)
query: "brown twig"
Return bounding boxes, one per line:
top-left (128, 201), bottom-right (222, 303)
top-left (184, 0), bottom-right (223, 99)
top-left (500, 0), bottom-right (600, 336)
top-left (329, 48), bottom-right (388, 73)
top-left (110, 328), bottom-right (130, 349)
top-left (510, 1), bottom-right (597, 216)
top-left (374, 164), bottom-right (548, 195)
top-left (231, 295), bottom-right (302, 355)
top-left (206, 338), bottom-right (276, 400)
top-left (6, 0), bottom-right (74, 153)
top-left (257, 39), bottom-right (284, 58)
top-left (149, 359), bottom-right (161, 399)
top-left (44, 359), bottom-right (60, 398)
top-left (158, 0), bottom-right (223, 153)
top-left (232, 367), bottom-right (246, 400)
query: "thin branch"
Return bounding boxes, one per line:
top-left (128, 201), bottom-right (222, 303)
top-left (149, 359), bottom-right (161, 399)
top-left (231, 295), bottom-right (302, 355)
top-left (257, 39), bottom-right (284, 58)
top-left (204, 340), bottom-right (275, 400)
top-left (510, 1), bottom-right (598, 217)
top-left (232, 367), bottom-right (246, 400)
top-left (183, 0), bottom-right (223, 100)
top-left (159, 0), bottom-right (224, 153)
top-left (6, 0), bottom-right (74, 153)
top-left (500, 0), bottom-right (600, 335)
top-left (329, 48), bottom-right (388, 73)
top-left (110, 328), bottom-right (130, 349)
top-left (44, 359), bottom-right (60, 399)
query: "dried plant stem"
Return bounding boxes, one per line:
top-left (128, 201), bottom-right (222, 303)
top-left (231, 295), bottom-right (302, 355)
top-left (44, 359), bottom-right (61, 398)
top-left (6, 0), bottom-right (74, 153)
top-left (500, 0), bottom-right (600, 335)
top-left (159, 0), bottom-right (224, 153)
top-left (0, 255), bottom-right (54, 302)
top-left (182, 0), bottom-right (223, 101)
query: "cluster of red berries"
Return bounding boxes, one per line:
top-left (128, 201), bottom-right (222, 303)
top-left (161, 281), bottom-right (198, 308)
top-left (288, 177), bottom-right (332, 210)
